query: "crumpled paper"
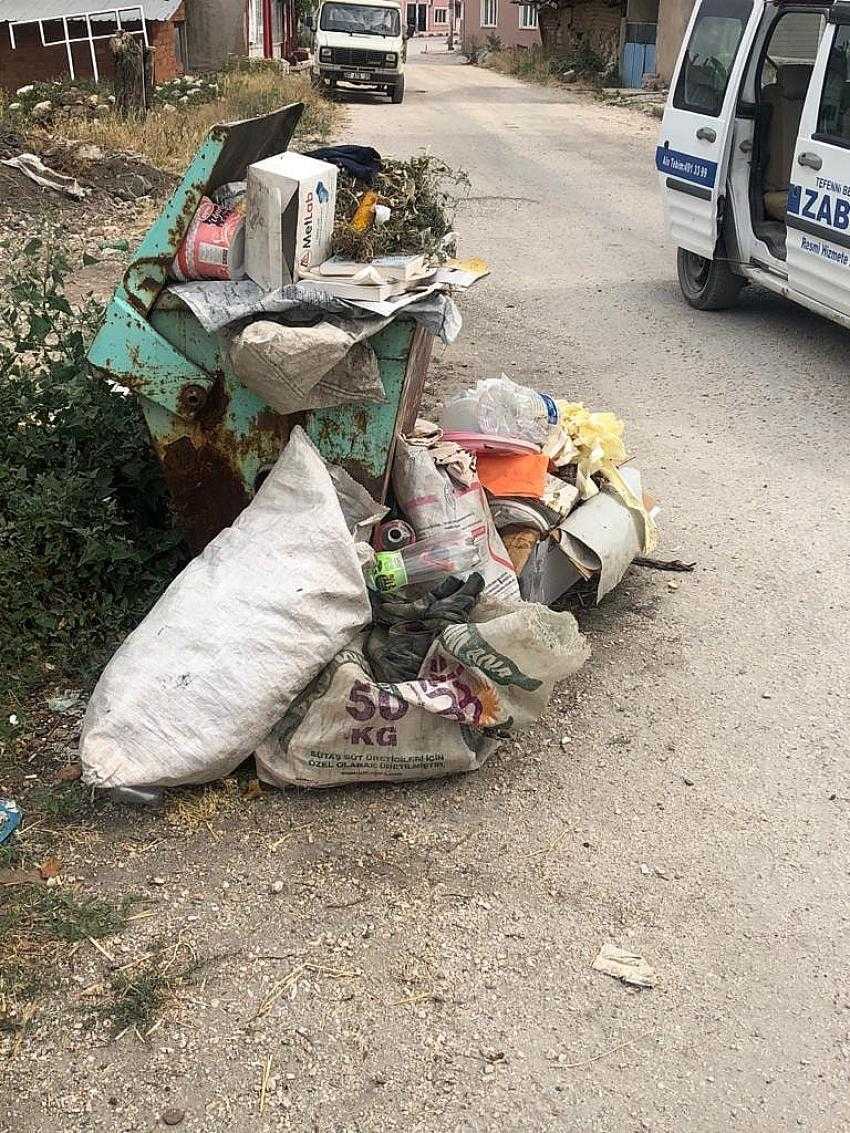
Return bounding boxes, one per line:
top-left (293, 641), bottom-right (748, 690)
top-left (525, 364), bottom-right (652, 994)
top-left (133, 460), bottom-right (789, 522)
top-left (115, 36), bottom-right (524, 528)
top-left (592, 942), bottom-right (655, 988)
top-left (403, 418), bottom-right (477, 487)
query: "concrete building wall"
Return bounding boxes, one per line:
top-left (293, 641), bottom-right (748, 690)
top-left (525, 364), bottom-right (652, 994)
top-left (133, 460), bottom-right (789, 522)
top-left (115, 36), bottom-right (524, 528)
top-left (461, 0), bottom-right (540, 51)
top-left (184, 0), bottom-right (246, 71)
top-left (656, 0), bottom-right (693, 81)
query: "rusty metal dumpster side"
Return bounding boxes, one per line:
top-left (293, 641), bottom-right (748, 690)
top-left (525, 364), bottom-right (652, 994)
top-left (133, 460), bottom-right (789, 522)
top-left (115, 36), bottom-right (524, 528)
top-left (147, 297), bottom-right (432, 551)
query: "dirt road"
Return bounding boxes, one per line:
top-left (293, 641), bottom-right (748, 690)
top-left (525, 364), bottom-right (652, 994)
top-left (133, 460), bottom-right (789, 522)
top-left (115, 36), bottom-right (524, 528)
top-left (6, 44), bottom-right (850, 1133)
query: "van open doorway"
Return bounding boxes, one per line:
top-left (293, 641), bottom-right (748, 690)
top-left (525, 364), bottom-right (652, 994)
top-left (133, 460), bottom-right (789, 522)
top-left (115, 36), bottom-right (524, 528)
top-left (748, 9), bottom-right (827, 260)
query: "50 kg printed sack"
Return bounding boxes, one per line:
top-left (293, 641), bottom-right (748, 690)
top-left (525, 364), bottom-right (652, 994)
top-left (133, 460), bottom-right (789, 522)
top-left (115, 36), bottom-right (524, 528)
top-left (255, 603), bottom-right (589, 788)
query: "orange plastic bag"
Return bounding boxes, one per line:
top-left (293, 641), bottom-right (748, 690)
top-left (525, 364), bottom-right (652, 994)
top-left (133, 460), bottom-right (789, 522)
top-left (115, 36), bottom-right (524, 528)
top-left (475, 451), bottom-right (549, 499)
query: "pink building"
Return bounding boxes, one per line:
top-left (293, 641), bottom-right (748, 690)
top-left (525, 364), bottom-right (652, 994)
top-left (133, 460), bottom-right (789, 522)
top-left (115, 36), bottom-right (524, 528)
top-left (405, 0), bottom-right (463, 38)
top-left (460, 0), bottom-right (539, 49)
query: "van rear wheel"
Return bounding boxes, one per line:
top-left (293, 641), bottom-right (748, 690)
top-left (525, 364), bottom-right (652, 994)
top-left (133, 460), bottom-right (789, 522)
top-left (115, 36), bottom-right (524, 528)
top-left (391, 76), bottom-right (405, 103)
top-left (677, 246), bottom-right (743, 311)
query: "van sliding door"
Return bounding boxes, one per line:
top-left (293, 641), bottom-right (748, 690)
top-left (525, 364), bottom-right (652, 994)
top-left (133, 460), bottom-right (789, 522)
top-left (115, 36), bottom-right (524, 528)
top-left (786, 9), bottom-right (850, 318)
top-left (657, 0), bottom-right (762, 259)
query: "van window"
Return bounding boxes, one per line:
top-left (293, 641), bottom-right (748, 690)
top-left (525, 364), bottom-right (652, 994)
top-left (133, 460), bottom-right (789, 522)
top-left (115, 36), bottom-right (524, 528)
top-left (817, 28), bottom-right (850, 144)
top-left (319, 2), bottom-right (401, 35)
top-left (673, 0), bottom-right (754, 117)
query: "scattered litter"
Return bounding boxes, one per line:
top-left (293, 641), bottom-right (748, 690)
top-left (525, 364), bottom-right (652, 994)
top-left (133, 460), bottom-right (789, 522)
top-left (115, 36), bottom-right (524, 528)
top-left (392, 440), bottom-right (519, 603)
top-left (592, 942), bottom-right (655, 989)
top-left (368, 535), bottom-right (481, 592)
top-left (0, 867), bottom-right (41, 887)
top-left (162, 1108), bottom-right (185, 1127)
top-left (171, 182), bottom-right (247, 282)
top-left (634, 556), bottom-right (695, 572)
top-left (256, 601), bottom-right (588, 789)
top-left (38, 856), bottom-right (62, 880)
top-left (1, 152), bottom-right (90, 199)
top-left (228, 317), bottom-right (386, 414)
top-left (0, 799), bottom-right (21, 844)
top-left (373, 519), bottom-right (416, 552)
top-left (46, 689), bottom-right (84, 714)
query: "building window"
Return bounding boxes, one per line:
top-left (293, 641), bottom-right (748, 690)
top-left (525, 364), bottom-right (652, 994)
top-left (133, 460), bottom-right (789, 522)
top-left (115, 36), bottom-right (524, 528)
top-left (518, 3), bottom-right (537, 27)
top-left (434, 7), bottom-right (447, 22)
top-left (481, 0), bottom-right (497, 26)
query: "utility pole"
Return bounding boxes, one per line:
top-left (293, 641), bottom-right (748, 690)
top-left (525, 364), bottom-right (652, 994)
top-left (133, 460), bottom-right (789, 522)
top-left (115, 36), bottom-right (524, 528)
top-left (448, 0), bottom-right (455, 50)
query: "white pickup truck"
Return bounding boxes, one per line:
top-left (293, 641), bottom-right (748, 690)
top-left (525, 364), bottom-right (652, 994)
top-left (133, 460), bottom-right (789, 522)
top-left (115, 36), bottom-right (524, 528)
top-left (309, 0), bottom-right (406, 103)
top-left (658, 0), bottom-right (850, 330)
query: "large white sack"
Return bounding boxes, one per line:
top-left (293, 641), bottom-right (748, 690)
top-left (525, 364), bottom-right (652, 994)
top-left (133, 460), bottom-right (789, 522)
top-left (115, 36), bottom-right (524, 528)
top-left (80, 427), bottom-right (372, 789)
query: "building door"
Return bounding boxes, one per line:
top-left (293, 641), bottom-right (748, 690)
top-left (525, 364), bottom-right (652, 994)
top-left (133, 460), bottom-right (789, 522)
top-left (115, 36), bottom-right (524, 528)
top-left (407, 3), bottom-right (427, 32)
top-left (622, 22), bottom-right (658, 87)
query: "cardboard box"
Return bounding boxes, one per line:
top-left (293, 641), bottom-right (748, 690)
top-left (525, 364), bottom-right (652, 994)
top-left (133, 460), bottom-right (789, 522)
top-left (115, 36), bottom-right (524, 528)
top-left (244, 153), bottom-right (337, 290)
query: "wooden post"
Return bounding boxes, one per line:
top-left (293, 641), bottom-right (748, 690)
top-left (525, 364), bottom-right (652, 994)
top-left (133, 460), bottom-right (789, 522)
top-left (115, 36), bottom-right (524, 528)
top-left (111, 31), bottom-right (146, 118)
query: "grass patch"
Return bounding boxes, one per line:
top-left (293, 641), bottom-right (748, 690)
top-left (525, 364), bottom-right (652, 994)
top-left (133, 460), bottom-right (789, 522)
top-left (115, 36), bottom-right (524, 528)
top-left (57, 69), bottom-right (337, 173)
top-left (485, 43), bottom-right (619, 87)
top-left (0, 883), bottom-right (132, 1014)
top-left (487, 47), bottom-right (555, 84)
top-left (27, 781), bottom-right (87, 820)
top-left (11, 886), bottom-right (131, 942)
top-left (105, 941), bottom-right (210, 1036)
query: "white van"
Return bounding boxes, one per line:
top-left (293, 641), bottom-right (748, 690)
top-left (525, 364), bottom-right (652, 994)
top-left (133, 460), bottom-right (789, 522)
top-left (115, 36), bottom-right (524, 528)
top-left (309, 0), bottom-right (406, 103)
top-left (658, 0), bottom-right (850, 326)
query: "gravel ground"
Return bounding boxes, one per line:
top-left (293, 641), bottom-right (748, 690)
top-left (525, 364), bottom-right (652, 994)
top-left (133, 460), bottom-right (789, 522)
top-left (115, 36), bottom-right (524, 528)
top-left (3, 41), bottom-right (850, 1133)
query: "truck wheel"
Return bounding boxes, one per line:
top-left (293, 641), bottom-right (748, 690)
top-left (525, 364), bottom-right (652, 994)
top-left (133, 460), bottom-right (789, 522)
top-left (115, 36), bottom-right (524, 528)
top-left (677, 246), bottom-right (743, 311)
top-left (391, 76), bottom-right (405, 103)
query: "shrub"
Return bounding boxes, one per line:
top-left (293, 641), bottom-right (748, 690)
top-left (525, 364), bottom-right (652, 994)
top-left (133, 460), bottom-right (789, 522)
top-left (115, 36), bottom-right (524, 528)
top-left (0, 234), bottom-right (188, 698)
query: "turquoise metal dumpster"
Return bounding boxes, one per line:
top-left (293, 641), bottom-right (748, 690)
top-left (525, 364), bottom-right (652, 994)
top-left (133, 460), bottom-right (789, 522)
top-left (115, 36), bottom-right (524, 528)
top-left (87, 103), bottom-right (433, 552)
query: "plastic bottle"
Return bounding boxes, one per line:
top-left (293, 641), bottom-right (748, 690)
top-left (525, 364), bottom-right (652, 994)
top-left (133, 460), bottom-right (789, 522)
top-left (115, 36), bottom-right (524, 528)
top-left (107, 785), bottom-right (164, 809)
top-left (368, 533), bottom-right (482, 592)
top-left (439, 376), bottom-right (559, 444)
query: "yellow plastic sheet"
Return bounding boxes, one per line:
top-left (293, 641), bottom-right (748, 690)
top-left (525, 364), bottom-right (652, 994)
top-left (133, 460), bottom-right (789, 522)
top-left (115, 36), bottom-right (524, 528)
top-left (546, 401), bottom-right (658, 553)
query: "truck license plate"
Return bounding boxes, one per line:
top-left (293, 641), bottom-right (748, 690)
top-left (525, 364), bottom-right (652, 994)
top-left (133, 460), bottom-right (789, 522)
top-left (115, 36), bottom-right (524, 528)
top-left (344, 69), bottom-right (370, 80)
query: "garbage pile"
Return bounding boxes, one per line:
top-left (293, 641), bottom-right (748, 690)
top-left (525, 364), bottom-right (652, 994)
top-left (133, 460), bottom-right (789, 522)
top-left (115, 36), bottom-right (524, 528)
top-left (77, 131), bottom-right (659, 799)
top-left (436, 377), bottom-right (658, 605)
top-left (79, 382), bottom-right (656, 795)
top-left (156, 144), bottom-right (485, 423)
